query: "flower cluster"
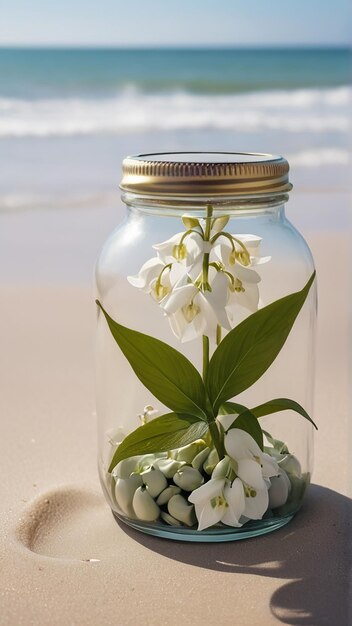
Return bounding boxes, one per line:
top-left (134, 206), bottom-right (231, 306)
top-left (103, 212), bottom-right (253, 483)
top-left (111, 420), bottom-right (300, 531)
top-left (189, 425), bottom-right (282, 530)
top-left (128, 215), bottom-right (270, 343)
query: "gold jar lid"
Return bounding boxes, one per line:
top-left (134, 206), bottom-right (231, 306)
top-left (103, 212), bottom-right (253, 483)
top-left (120, 152), bottom-right (292, 197)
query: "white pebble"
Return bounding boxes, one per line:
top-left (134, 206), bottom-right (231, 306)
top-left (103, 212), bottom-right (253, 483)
top-left (114, 457), bottom-right (141, 479)
top-left (175, 440), bottom-right (207, 463)
top-left (173, 466), bottom-right (204, 491)
top-left (168, 495), bottom-right (196, 527)
top-left (269, 470), bottom-right (290, 509)
top-left (156, 486), bottom-right (181, 506)
top-left (115, 474), bottom-right (143, 517)
top-left (153, 458), bottom-right (185, 478)
top-left (141, 468), bottom-right (168, 498)
top-left (280, 454), bottom-right (302, 478)
top-left (133, 487), bottom-right (160, 521)
top-left (192, 447), bottom-right (210, 471)
top-left (161, 511), bottom-right (182, 527)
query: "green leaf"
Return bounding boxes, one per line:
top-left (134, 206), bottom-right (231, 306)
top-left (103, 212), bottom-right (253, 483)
top-left (218, 400), bottom-right (248, 416)
top-left (207, 272), bottom-right (316, 412)
top-left (219, 401), bottom-right (263, 450)
top-left (97, 302), bottom-right (208, 420)
top-left (108, 413), bottom-right (208, 472)
top-left (250, 398), bottom-right (318, 430)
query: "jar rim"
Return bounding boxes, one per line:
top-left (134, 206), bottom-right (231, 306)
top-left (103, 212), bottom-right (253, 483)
top-left (120, 151), bottom-right (293, 198)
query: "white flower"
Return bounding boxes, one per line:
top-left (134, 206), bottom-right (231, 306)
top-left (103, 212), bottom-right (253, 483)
top-left (213, 233), bottom-right (270, 268)
top-left (161, 267), bottom-right (233, 342)
top-left (224, 428), bottom-right (280, 521)
top-left (188, 477), bottom-right (245, 530)
top-left (212, 238), bottom-right (262, 310)
top-left (226, 263), bottom-right (261, 314)
top-left (234, 234), bottom-right (271, 266)
top-left (161, 281), bottom-right (222, 343)
top-left (127, 256), bottom-right (164, 291)
top-left (224, 423), bottom-right (264, 457)
top-left (204, 269), bottom-right (232, 330)
top-left (153, 231), bottom-right (204, 279)
top-left (225, 427), bottom-right (279, 478)
top-left (127, 256), bottom-right (184, 302)
top-left (127, 218), bottom-right (271, 343)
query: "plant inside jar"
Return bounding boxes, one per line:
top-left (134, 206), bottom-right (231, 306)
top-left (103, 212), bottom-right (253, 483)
top-left (96, 206), bottom-right (316, 531)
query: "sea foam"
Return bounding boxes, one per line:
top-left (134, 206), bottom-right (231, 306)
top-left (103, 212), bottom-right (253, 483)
top-left (0, 86), bottom-right (350, 138)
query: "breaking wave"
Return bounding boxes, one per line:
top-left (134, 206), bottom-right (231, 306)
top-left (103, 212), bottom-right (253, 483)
top-left (0, 86), bottom-right (350, 138)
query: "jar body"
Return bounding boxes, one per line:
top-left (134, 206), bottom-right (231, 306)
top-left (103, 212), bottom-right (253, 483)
top-left (95, 199), bottom-right (316, 541)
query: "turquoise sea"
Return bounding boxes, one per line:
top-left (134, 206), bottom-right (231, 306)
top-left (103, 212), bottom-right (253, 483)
top-left (0, 47), bottom-right (350, 211)
top-left (0, 47), bottom-right (350, 98)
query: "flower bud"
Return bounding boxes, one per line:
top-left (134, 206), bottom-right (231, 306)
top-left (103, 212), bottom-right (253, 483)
top-left (173, 466), bottom-right (204, 491)
top-left (211, 215), bottom-right (230, 233)
top-left (142, 467), bottom-right (168, 498)
top-left (142, 405), bottom-right (159, 420)
top-left (269, 470), bottom-right (290, 509)
top-left (133, 486), bottom-right (160, 521)
top-left (182, 216), bottom-right (200, 229)
top-left (115, 474), bottom-right (143, 517)
top-left (156, 486), bottom-right (181, 506)
top-left (107, 428), bottom-right (125, 447)
top-left (168, 495), bottom-right (196, 527)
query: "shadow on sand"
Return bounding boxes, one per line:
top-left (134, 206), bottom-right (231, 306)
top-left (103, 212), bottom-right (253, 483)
top-left (118, 484), bottom-right (351, 626)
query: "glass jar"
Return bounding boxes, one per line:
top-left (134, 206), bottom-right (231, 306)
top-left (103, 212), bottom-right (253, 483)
top-left (95, 152), bottom-right (317, 542)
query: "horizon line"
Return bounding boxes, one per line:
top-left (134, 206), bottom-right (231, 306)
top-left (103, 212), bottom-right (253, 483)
top-left (0, 43), bottom-right (350, 50)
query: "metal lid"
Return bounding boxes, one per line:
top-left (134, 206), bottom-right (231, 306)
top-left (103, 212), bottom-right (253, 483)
top-left (120, 152), bottom-right (292, 197)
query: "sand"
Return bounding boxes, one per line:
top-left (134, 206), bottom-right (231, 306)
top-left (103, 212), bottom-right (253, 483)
top-left (0, 196), bottom-right (350, 626)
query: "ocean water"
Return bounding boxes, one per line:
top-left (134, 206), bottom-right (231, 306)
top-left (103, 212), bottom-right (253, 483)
top-left (0, 47), bottom-right (350, 211)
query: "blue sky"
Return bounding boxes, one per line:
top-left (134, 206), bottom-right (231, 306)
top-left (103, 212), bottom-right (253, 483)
top-left (0, 0), bottom-right (351, 47)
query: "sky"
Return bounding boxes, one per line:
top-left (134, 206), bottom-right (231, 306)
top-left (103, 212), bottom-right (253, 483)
top-left (0, 0), bottom-right (351, 47)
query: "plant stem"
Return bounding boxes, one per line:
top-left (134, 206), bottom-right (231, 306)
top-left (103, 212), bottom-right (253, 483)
top-left (209, 420), bottom-right (225, 459)
top-left (201, 206), bottom-right (212, 387)
top-left (204, 204), bottom-right (213, 239)
top-left (202, 204), bottom-right (225, 461)
top-left (202, 335), bottom-right (209, 380)
top-left (201, 204), bottom-right (213, 292)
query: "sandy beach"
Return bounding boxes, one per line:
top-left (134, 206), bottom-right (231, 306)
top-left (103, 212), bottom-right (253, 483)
top-left (0, 188), bottom-right (350, 625)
